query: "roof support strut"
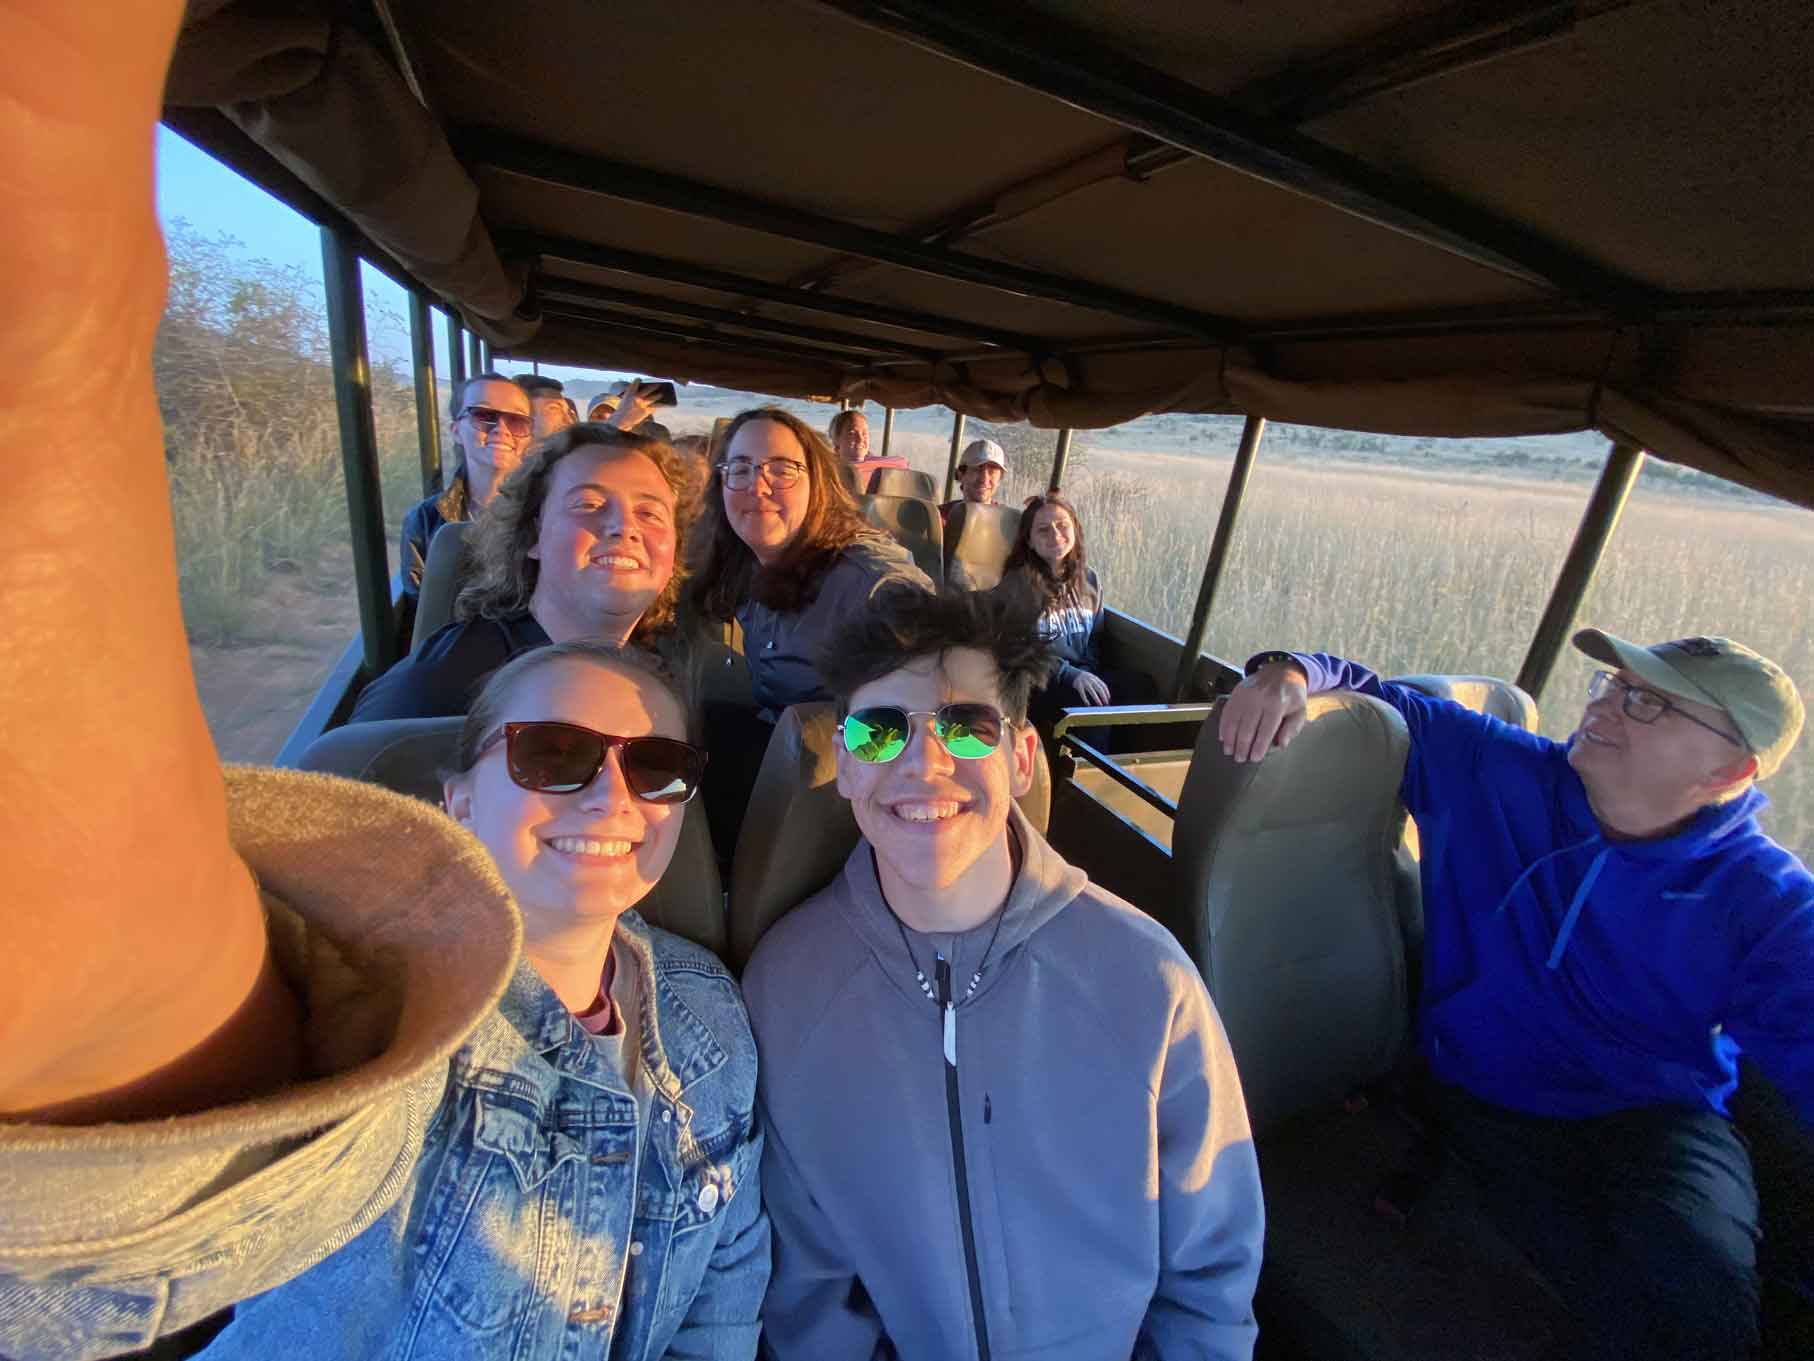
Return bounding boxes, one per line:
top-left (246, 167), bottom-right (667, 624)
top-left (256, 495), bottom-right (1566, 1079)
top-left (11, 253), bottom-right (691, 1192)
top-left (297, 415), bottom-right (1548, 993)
top-left (320, 226), bottom-right (400, 678)
top-left (810, 0), bottom-right (1652, 307)
top-left (508, 231), bottom-right (1049, 352)
top-left (408, 292), bottom-right (444, 497)
top-left (943, 411), bottom-right (968, 503)
top-left (1172, 414), bottom-right (1266, 701)
top-left (1517, 439), bottom-right (1646, 701)
top-left (458, 127), bottom-right (1232, 338)
top-left (538, 278), bottom-right (942, 360)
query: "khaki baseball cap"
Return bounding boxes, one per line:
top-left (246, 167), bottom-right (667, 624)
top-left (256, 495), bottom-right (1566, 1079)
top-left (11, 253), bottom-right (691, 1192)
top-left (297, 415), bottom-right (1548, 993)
top-left (960, 438), bottom-right (1006, 470)
top-left (1572, 629), bottom-right (1804, 779)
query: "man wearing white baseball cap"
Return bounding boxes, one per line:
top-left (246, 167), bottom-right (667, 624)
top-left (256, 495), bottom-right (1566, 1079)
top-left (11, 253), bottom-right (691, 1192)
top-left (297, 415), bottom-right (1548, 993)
top-left (941, 437), bottom-right (1007, 523)
top-left (1217, 629), bottom-right (1811, 1361)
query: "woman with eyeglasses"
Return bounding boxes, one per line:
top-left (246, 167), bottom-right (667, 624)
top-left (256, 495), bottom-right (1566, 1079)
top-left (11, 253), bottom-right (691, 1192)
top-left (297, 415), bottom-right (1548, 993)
top-left (685, 406), bottom-right (930, 855)
top-left (996, 492), bottom-right (1158, 740)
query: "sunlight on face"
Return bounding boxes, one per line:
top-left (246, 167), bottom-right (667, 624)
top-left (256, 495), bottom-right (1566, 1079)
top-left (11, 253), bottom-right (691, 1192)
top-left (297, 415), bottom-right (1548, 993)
top-left (447, 657), bottom-right (688, 938)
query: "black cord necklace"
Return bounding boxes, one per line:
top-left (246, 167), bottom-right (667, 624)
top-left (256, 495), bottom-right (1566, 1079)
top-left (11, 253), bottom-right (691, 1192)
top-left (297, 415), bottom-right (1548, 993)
top-left (873, 841), bottom-right (1014, 1011)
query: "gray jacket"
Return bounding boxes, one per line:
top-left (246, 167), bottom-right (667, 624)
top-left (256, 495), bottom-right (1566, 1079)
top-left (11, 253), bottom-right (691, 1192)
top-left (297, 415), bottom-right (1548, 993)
top-left (743, 809), bottom-right (1264, 1360)
top-left (736, 536), bottom-right (929, 716)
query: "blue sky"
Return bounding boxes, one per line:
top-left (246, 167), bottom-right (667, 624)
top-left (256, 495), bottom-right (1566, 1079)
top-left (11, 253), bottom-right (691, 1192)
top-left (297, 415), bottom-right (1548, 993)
top-left (155, 124), bottom-right (625, 387)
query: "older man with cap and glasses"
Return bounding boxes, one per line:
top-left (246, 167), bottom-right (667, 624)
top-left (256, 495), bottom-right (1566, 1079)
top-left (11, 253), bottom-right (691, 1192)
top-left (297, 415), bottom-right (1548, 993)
top-left (940, 437), bottom-right (1008, 526)
top-left (1218, 630), bottom-right (1811, 1361)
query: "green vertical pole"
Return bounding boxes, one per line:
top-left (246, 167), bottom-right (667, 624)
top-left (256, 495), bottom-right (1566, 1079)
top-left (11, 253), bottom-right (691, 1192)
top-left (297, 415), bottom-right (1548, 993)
top-left (1048, 428), bottom-right (1074, 491)
top-left (320, 227), bottom-right (399, 677)
top-left (446, 314), bottom-right (468, 396)
top-left (1517, 440), bottom-right (1645, 702)
top-left (1171, 415), bottom-right (1266, 700)
top-left (408, 293), bottom-right (444, 497)
top-left (942, 411), bottom-right (967, 502)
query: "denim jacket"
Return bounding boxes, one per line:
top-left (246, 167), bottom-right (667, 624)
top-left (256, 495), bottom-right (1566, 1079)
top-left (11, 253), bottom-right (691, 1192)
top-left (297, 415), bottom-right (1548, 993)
top-left (0, 769), bottom-right (767, 1361)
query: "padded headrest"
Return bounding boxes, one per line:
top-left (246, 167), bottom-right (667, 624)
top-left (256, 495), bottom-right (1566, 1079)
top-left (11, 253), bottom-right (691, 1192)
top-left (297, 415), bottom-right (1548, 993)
top-left (296, 717), bottom-right (727, 958)
top-left (943, 501), bottom-right (1022, 592)
top-left (857, 492), bottom-right (944, 584)
top-left (1390, 674), bottom-right (1539, 731)
top-left (867, 467), bottom-right (937, 499)
top-left (412, 520), bottom-right (473, 653)
top-left (728, 701), bottom-right (1053, 968)
top-left (1173, 693), bottom-right (1413, 1136)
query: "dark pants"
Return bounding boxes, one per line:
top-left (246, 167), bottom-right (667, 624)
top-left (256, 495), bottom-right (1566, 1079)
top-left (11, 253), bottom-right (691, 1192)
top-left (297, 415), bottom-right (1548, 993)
top-left (700, 706), bottom-right (774, 873)
top-left (1431, 1081), bottom-right (1762, 1361)
top-left (1028, 667), bottom-right (1160, 752)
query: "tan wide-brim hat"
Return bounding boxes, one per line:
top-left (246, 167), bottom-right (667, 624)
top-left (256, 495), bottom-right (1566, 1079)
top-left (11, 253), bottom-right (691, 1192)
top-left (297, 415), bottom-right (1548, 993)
top-left (1572, 629), bottom-right (1805, 779)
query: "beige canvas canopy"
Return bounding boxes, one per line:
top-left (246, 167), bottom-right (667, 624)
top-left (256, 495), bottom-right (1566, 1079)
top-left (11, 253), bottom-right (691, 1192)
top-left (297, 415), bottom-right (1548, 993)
top-left (165, 0), bottom-right (1814, 507)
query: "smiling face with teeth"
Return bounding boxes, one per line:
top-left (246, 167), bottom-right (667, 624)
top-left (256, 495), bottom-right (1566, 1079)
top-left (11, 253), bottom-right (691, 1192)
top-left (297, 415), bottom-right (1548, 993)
top-left (527, 446), bottom-right (678, 644)
top-left (445, 654), bottom-right (688, 941)
top-left (836, 647), bottom-right (1040, 932)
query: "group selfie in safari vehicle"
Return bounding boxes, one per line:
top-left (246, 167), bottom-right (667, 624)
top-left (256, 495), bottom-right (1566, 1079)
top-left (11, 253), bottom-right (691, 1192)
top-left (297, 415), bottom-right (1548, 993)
top-left (2, 2), bottom-right (1810, 1360)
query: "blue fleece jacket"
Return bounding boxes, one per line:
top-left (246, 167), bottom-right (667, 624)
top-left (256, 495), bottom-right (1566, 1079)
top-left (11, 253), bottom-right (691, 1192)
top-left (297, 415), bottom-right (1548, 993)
top-left (1291, 652), bottom-right (1814, 1127)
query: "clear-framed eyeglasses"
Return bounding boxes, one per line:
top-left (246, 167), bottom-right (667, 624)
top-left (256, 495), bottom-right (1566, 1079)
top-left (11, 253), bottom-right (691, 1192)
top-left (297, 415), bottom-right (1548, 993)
top-left (1586, 670), bottom-right (1746, 748)
top-left (722, 457), bottom-right (807, 490)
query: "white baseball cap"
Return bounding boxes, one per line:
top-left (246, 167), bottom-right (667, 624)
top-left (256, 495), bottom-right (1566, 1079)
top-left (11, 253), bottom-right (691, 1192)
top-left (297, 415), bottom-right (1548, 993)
top-left (960, 438), bottom-right (1006, 470)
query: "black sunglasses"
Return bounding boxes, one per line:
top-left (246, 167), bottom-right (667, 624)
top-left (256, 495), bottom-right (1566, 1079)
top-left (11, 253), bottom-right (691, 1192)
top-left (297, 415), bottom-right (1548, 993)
top-left (476, 721), bottom-right (708, 803)
top-left (841, 703), bottom-right (1009, 764)
top-left (458, 404), bottom-right (533, 438)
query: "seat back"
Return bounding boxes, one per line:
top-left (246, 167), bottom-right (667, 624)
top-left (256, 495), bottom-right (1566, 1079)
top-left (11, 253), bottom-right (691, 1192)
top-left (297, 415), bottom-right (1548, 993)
top-left (1391, 673), bottom-right (1539, 730)
top-left (729, 702), bottom-right (1052, 969)
top-left (412, 521), bottom-right (473, 653)
top-left (867, 467), bottom-right (937, 499)
top-left (943, 501), bottom-right (1022, 591)
top-left (856, 493), bottom-right (944, 584)
top-left (1172, 693), bottom-right (1413, 1136)
top-left (297, 717), bottom-right (727, 958)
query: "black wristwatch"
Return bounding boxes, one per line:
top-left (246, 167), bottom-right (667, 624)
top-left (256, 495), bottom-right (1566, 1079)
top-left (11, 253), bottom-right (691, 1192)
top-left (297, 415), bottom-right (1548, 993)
top-left (1243, 650), bottom-right (1302, 678)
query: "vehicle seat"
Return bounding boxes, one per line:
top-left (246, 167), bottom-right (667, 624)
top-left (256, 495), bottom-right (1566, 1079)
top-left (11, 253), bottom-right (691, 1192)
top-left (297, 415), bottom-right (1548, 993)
top-left (867, 467), bottom-right (936, 499)
top-left (728, 701), bottom-right (1051, 969)
top-left (857, 493), bottom-right (944, 584)
top-left (412, 521), bottom-right (473, 653)
top-left (1169, 693), bottom-right (1563, 1359)
top-left (1385, 673), bottom-right (1537, 974)
top-left (295, 717), bottom-right (728, 959)
top-left (1390, 674), bottom-right (1539, 731)
top-left (943, 501), bottom-right (1022, 591)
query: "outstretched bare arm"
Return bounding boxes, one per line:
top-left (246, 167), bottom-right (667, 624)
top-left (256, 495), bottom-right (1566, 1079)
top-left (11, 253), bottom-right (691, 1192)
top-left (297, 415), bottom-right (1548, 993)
top-left (0, 0), bottom-right (298, 1119)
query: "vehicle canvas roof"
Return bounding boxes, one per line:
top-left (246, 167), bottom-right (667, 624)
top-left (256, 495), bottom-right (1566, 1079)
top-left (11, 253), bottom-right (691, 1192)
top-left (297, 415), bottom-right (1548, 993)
top-left (163, 0), bottom-right (1814, 508)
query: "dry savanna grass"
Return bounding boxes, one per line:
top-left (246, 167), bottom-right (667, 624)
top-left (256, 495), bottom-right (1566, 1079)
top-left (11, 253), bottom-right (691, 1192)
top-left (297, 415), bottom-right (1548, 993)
top-left (885, 429), bottom-right (1814, 860)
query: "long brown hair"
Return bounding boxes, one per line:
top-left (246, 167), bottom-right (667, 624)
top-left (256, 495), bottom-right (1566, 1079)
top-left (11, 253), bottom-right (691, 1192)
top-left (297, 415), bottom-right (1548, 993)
top-left (687, 406), bottom-right (885, 619)
top-left (455, 423), bottom-right (701, 638)
top-left (1003, 491), bottom-right (1089, 603)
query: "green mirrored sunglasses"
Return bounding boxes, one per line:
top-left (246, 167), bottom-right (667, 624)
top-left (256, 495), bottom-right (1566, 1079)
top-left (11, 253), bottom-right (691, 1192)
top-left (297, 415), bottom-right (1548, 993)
top-left (841, 703), bottom-right (1009, 764)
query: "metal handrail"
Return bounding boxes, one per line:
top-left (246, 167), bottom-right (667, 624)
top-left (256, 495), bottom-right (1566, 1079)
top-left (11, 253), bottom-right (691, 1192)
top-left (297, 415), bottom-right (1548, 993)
top-left (1061, 735), bottom-right (1181, 821)
top-left (1051, 702), bottom-right (1216, 739)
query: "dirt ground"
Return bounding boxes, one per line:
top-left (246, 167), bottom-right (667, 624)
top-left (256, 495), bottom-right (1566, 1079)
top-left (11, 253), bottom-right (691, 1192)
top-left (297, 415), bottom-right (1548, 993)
top-left (190, 556), bottom-right (364, 763)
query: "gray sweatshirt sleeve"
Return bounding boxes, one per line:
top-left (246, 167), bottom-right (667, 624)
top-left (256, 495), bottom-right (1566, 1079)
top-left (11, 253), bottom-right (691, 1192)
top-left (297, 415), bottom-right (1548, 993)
top-left (758, 1106), bottom-right (891, 1361)
top-left (1134, 978), bottom-right (1265, 1361)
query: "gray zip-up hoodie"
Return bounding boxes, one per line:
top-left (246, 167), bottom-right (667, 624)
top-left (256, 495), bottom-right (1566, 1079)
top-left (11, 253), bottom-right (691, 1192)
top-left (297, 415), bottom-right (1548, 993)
top-left (743, 808), bottom-right (1264, 1361)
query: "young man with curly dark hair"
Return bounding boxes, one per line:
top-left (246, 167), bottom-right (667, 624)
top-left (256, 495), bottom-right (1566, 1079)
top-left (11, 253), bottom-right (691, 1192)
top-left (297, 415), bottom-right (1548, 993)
top-left (742, 585), bottom-right (1265, 1361)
